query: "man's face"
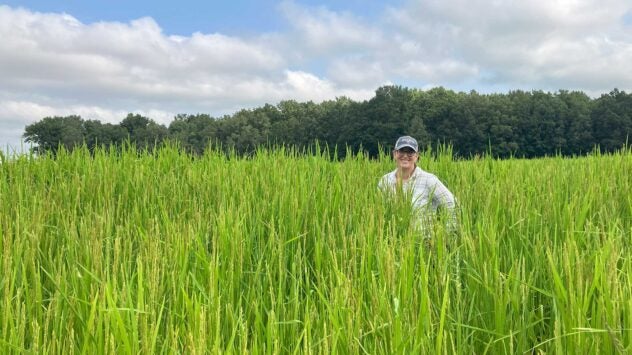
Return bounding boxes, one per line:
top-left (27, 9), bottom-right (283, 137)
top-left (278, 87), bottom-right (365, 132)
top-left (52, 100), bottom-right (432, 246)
top-left (393, 147), bottom-right (418, 169)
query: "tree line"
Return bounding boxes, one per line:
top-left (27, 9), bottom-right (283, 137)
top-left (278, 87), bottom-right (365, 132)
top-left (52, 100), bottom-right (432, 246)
top-left (23, 86), bottom-right (632, 158)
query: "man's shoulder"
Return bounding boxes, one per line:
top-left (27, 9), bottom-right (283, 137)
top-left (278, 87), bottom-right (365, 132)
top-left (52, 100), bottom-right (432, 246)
top-left (380, 169), bottom-right (397, 180)
top-left (378, 169), bottom-right (397, 188)
top-left (413, 167), bottom-right (442, 184)
top-left (413, 167), bottom-right (436, 178)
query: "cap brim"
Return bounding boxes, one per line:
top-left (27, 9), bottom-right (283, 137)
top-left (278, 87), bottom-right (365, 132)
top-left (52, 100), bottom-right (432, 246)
top-left (396, 144), bottom-right (418, 152)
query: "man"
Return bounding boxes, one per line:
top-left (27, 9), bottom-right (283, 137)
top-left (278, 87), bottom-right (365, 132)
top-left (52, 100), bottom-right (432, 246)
top-left (378, 135), bottom-right (458, 234)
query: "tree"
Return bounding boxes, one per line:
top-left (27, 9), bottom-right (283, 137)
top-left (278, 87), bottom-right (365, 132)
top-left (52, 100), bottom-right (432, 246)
top-left (591, 89), bottom-right (632, 152)
top-left (22, 86), bottom-right (631, 159)
top-left (120, 113), bottom-right (168, 151)
top-left (23, 115), bottom-right (85, 155)
top-left (556, 90), bottom-right (593, 155)
top-left (317, 97), bottom-right (357, 157)
top-left (361, 86), bottom-right (417, 156)
top-left (84, 120), bottom-right (127, 151)
top-left (168, 114), bottom-right (218, 154)
top-left (414, 87), bottom-right (460, 153)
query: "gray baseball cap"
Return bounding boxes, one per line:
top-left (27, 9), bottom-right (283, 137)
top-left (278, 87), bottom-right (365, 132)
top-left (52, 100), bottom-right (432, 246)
top-left (394, 136), bottom-right (418, 152)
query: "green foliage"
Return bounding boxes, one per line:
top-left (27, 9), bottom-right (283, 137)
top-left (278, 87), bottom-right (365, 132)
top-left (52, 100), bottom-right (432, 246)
top-left (120, 113), bottom-right (168, 151)
top-left (21, 87), bottom-right (632, 159)
top-left (23, 115), bottom-right (85, 155)
top-left (591, 89), bottom-right (632, 152)
top-left (24, 114), bottom-right (168, 155)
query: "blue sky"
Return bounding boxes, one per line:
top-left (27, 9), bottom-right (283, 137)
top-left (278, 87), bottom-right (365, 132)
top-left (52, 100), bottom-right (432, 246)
top-left (1, 0), bottom-right (396, 35)
top-left (1, 0), bottom-right (631, 151)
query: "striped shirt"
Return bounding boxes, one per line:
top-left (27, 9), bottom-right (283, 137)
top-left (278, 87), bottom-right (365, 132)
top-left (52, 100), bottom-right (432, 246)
top-left (378, 166), bottom-right (457, 233)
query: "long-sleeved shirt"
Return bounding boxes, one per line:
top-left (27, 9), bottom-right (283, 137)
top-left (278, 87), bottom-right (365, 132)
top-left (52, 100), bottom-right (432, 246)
top-left (378, 166), bottom-right (457, 233)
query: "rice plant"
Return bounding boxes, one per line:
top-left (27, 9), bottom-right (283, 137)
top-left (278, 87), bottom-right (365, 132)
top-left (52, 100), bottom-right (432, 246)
top-left (0, 144), bottom-right (630, 354)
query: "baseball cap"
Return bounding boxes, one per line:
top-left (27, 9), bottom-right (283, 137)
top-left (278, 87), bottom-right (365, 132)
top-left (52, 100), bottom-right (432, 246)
top-left (394, 136), bottom-right (418, 152)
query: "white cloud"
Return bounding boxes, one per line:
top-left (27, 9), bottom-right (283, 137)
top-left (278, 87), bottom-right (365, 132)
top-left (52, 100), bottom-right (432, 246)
top-left (0, 100), bottom-right (174, 126)
top-left (0, 7), bottom-right (288, 105)
top-left (279, 1), bottom-right (384, 54)
top-left (1, 1), bottom-right (632, 149)
top-left (327, 59), bottom-right (387, 87)
top-left (386, 0), bottom-right (632, 90)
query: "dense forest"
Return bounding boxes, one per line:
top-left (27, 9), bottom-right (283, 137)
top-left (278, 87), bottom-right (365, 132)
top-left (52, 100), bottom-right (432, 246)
top-left (23, 86), bottom-right (632, 158)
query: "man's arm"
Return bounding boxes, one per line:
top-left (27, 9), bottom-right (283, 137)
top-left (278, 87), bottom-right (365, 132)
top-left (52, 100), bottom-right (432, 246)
top-left (378, 174), bottom-right (394, 194)
top-left (431, 179), bottom-right (458, 233)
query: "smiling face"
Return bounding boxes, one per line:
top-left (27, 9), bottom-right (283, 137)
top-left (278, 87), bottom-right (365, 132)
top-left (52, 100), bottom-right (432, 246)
top-left (393, 147), bottom-right (418, 170)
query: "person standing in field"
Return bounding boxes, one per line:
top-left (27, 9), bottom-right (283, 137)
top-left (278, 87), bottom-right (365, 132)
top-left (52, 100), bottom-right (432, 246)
top-left (378, 135), bottom-right (458, 235)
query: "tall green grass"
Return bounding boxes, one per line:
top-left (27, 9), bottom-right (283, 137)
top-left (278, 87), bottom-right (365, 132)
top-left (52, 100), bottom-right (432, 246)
top-left (1, 144), bottom-right (630, 354)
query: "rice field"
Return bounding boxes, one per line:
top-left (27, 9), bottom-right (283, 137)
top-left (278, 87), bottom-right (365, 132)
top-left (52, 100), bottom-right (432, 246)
top-left (1, 144), bottom-right (631, 354)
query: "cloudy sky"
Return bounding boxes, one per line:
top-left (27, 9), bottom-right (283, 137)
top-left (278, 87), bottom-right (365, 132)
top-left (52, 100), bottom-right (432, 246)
top-left (1, 0), bottom-right (631, 151)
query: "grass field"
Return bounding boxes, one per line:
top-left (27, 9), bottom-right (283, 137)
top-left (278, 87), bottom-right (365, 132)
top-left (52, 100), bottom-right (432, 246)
top-left (1, 145), bottom-right (631, 354)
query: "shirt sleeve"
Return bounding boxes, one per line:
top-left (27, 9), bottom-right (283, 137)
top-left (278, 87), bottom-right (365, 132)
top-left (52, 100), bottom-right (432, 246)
top-left (430, 178), bottom-right (458, 232)
top-left (377, 174), bottom-right (390, 193)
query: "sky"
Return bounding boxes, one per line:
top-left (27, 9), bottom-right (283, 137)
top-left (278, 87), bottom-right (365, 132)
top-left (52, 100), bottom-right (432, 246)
top-left (1, 0), bottom-right (631, 152)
